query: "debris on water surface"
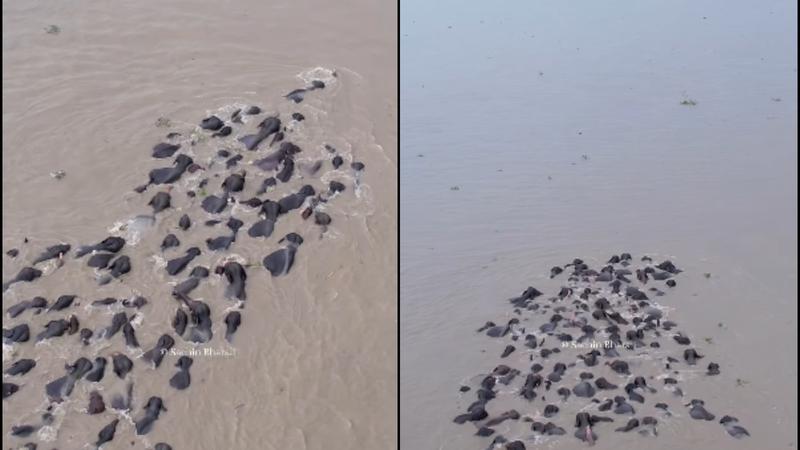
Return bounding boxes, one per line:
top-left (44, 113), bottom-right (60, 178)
top-left (155, 117), bottom-right (172, 128)
top-left (50, 170), bottom-right (66, 180)
top-left (44, 25), bottom-right (61, 34)
top-left (680, 99), bottom-right (698, 106)
top-left (450, 186), bottom-right (460, 191)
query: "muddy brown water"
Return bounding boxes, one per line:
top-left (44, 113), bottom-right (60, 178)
top-left (3, 1), bottom-right (396, 449)
top-left (401, 0), bottom-right (796, 449)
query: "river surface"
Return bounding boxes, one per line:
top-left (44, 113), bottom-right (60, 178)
top-left (3, 1), bottom-right (397, 449)
top-left (400, 1), bottom-right (796, 449)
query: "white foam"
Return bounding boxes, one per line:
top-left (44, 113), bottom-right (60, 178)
top-left (2, 343), bottom-right (16, 362)
top-left (151, 255), bottom-right (167, 270)
top-left (298, 67), bottom-right (339, 85)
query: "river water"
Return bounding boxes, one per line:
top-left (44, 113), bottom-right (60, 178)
top-left (400, 0), bottom-right (796, 449)
top-left (3, 1), bottom-right (397, 449)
